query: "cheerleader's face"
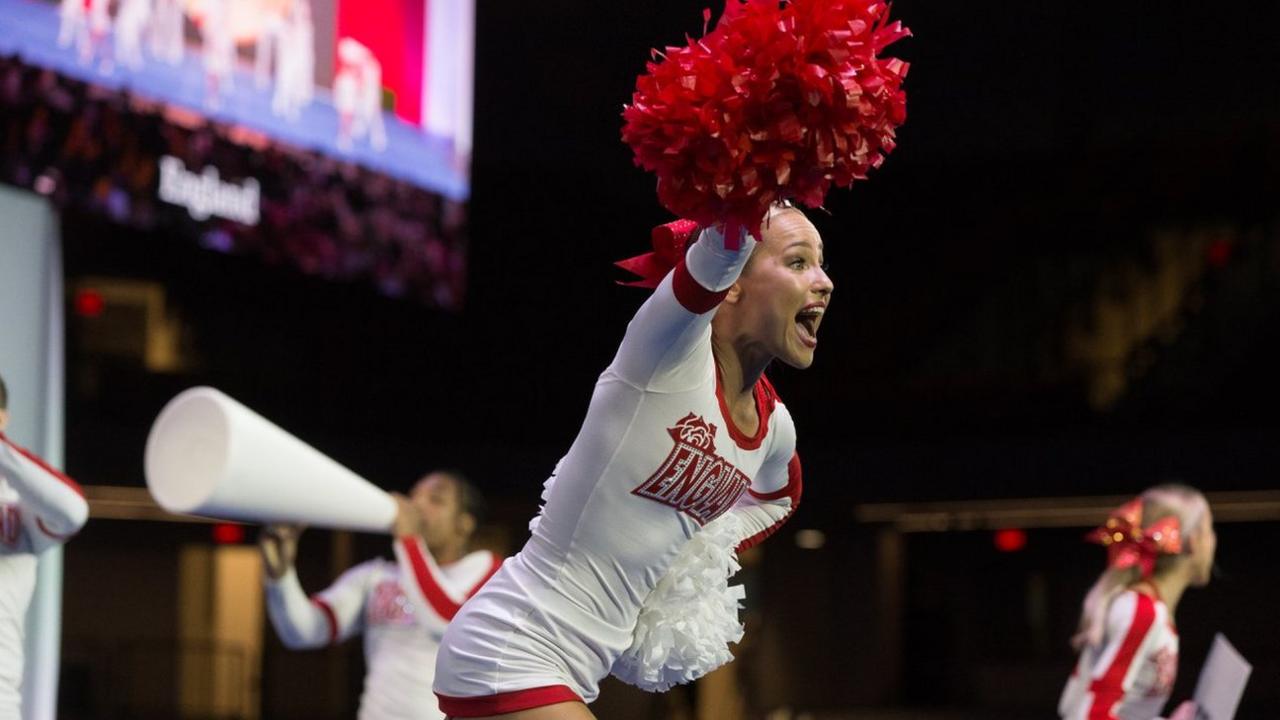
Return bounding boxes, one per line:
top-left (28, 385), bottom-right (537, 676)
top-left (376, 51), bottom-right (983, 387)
top-left (410, 473), bottom-right (471, 550)
top-left (732, 209), bottom-right (833, 368)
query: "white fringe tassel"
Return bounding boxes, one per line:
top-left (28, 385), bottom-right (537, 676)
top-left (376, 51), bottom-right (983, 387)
top-left (611, 512), bottom-right (746, 692)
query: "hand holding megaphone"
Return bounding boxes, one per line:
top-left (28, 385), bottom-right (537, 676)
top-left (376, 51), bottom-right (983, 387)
top-left (390, 493), bottom-right (427, 538)
top-left (259, 523), bottom-right (304, 580)
top-left (145, 387), bottom-right (398, 533)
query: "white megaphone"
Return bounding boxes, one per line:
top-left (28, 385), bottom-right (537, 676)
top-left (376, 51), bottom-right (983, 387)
top-left (144, 386), bottom-right (397, 532)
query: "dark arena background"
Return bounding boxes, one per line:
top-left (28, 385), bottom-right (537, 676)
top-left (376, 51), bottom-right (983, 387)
top-left (1, 0), bottom-right (1278, 718)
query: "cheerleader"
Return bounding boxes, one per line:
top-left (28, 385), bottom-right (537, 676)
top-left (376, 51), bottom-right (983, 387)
top-left (0, 374), bottom-right (89, 718)
top-left (1059, 485), bottom-right (1216, 720)
top-left (201, 0), bottom-right (234, 108)
top-left (432, 206), bottom-right (827, 719)
top-left (261, 471), bottom-right (500, 720)
top-left (435, 0), bottom-right (906, 715)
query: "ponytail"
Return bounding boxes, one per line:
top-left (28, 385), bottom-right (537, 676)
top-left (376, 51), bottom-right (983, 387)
top-left (1072, 565), bottom-right (1139, 650)
top-left (1073, 483), bottom-right (1208, 651)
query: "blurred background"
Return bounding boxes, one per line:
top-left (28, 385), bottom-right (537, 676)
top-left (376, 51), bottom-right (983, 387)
top-left (2, 0), bottom-right (1279, 718)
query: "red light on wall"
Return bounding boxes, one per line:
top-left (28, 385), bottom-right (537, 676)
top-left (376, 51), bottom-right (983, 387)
top-left (212, 523), bottom-right (245, 545)
top-left (1205, 238), bottom-right (1233, 268)
top-left (74, 289), bottom-right (105, 318)
top-left (994, 528), bottom-right (1027, 553)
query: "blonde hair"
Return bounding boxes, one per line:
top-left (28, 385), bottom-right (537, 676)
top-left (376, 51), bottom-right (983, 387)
top-left (1072, 484), bottom-right (1209, 650)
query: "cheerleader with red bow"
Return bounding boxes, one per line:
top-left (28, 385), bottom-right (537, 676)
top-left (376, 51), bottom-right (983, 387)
top-left (1059, 486), bottom-right (1217, 720)
top-left (433, 1), bottom-right (909, 717)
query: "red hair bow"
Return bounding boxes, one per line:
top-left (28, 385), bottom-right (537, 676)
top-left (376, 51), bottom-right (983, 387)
top-left (615, 219), bottom-right (701, 289)
top-left (1087, 498), bottom-right (1183, 578)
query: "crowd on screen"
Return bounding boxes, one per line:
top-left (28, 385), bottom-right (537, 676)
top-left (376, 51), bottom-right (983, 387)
top-left (0, 55), bottom-right (468, 309)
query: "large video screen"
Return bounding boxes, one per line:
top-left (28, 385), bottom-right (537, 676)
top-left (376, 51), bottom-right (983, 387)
top-left (0, 0), bottom-right (473, 308)
top-left (0, 0), bottom-right (473, 199)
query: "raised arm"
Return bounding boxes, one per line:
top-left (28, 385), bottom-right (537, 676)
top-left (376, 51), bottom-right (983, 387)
top-left (261, 525), bottom-right (372, 649)
top-left (0, 432), bottom-right (88, 552)
top-left (611, 226), bottom-right (756, 392)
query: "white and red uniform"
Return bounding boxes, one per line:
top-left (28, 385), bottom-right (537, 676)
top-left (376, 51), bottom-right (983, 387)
top-left (0, 433), bottom-right (88, 719)
top-left (434, 228), bottom-right (803, 716)
top-left (1059, 589), bottom-right (1180, 720)
top-left (265, 537), bottom-right (499, 720)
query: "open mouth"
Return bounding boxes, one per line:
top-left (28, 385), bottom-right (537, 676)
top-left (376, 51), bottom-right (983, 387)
top-left (794, 304), bottom-right (824, 349)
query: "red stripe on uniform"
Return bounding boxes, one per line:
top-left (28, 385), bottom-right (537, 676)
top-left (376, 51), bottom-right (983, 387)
top-left (36, 517), bottom-right (73, 540)
top-left (436, 685), bottom-right (583, 717)
top-left (1086, 593), bottom-right (1157, 720)
top-left (738, 452), bottom-right (803, 552)
top-left (0, 433), bottom-right (84, 496)
top-left (400, 537), bottom-right (465, 620)
top-left (311, 597), bottom-right (339, 645)
top-left (672, 260), bottom-right (729, 314)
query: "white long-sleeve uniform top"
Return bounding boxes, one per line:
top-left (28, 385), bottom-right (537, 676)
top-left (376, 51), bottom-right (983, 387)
top-left (0, 433), bottom-right (89, 720)
top-left (264, 538), bottom-right (499, 720)
top-left (434, 228), bottom-right (804, 711)
top-left (1059, 590), bottom-right (1180, 720)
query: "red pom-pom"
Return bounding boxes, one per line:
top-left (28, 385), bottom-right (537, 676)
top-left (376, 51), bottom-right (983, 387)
top-left (622, 0), bottom-right (910, 239)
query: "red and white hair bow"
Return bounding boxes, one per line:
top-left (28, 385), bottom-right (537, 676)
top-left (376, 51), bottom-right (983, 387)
top-left (615, 219), bottom-right (701, 289)
top-left (1087, 498), bottom-right (1183, 578)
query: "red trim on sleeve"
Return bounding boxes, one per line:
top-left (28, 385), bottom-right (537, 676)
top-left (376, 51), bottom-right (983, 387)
top-left (748, 486), bottom-right (792, 502)
top-left (672, 260), bottom-right (729, 314)
top-left (436, 685), bottom-right (583, 717)
top-left (1085, 593), bottom-right (1157, 720)
top-left (36, 517), bottom-right (74, 541)
top-left (311, 597), bottom-right (339, 645)
top-left (737, 452), bottom-right (803, 553)
top-left (0, 433), bottom-right (84, 497)
top-left (749, 449), bottom-right (802, 503)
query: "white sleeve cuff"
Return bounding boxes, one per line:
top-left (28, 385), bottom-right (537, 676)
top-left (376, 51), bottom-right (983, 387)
top-left (685, 225), bottom-right (756, 292)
